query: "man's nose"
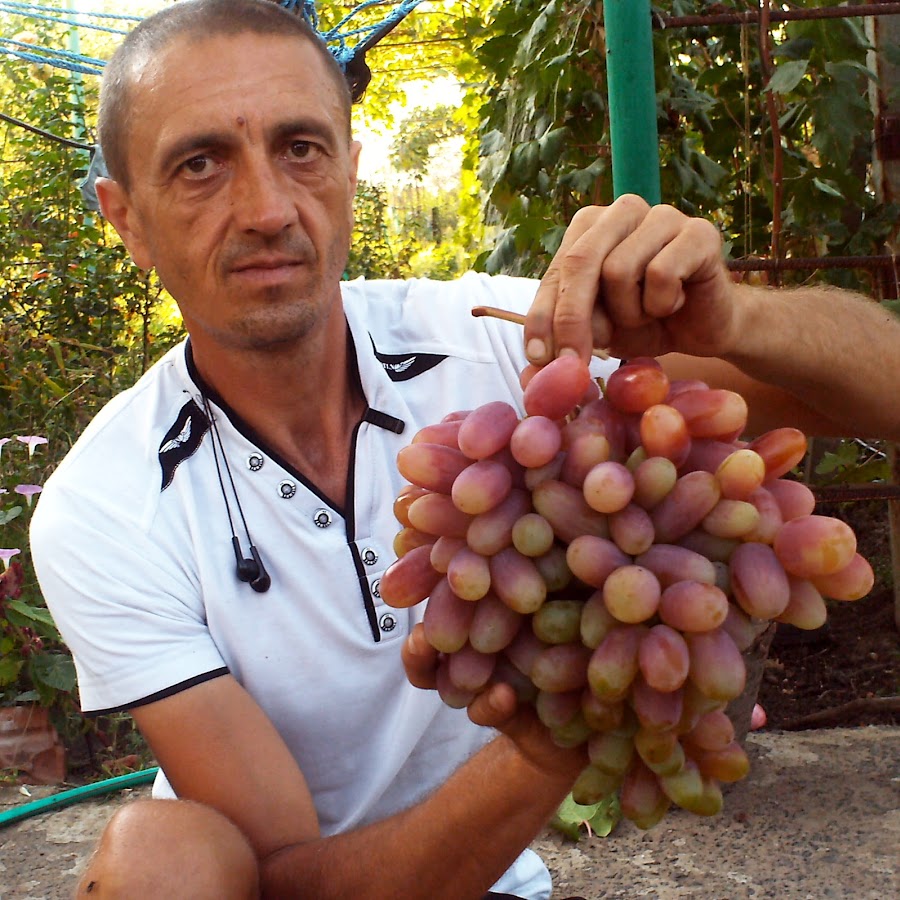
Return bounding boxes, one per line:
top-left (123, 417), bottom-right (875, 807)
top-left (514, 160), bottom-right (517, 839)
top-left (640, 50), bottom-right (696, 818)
top-left (232, 157), bottom-right (296, 235)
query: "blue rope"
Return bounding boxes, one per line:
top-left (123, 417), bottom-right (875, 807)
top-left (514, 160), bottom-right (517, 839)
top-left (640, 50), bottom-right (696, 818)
top-left (0, 0), bottom-right (428, 76)
top-left (0, 1), bottom-right (143, 22)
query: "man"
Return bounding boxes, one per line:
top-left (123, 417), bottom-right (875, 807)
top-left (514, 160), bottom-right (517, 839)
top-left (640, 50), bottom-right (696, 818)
top-left (30, 1), bottom-right (900, 898)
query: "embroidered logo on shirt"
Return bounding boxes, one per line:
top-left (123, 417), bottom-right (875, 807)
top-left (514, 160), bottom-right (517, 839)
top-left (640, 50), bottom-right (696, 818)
top-left (370, 336), bottom-right (447, 382)
top-left (159, 399), bottom-right (210, 490)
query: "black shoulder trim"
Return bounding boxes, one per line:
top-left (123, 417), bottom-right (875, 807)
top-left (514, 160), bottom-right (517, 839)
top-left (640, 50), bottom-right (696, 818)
top-left (370, 335), bottom-right (447, 382)
top-left (159, 398), bottom-right (210, 490)
top-left (82, 667), bottom-right (231, 717)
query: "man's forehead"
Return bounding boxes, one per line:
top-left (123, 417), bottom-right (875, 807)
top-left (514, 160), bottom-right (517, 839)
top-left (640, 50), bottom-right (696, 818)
top-left (131, 33), bottom-right (344, 135)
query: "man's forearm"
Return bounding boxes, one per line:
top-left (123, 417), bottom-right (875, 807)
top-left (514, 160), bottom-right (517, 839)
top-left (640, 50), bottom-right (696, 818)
top-left (721, 284), bottom-right (900, 441)
top-left (260, 733), bottom-right (582, 900)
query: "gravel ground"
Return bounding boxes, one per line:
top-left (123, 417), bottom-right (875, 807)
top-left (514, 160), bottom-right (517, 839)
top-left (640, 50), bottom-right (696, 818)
top-left (1, 727), bottom-right (898, 899)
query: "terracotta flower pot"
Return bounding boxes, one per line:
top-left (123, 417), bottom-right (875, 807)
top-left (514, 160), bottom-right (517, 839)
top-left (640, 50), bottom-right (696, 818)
top-left (0, 704), bottom-right (67, 784)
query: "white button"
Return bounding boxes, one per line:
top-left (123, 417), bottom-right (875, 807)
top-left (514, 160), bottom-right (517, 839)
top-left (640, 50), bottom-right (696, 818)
top-left (278, 480), bottom-right (297, 499)
top-left (361, 547), bottom-right (379, 566)
top-left (371, 578), bottom-right (381, 598)
top-left (379, 612), bottom-right (397, 633)
top-left (313, 508), bottom-right (332, 528)
top-left (247, 453), bottom-right (264, 472)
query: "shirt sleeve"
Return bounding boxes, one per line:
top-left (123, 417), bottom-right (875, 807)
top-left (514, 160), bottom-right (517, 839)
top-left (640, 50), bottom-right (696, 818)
top-left (30, 470), bottom-right (227, 715)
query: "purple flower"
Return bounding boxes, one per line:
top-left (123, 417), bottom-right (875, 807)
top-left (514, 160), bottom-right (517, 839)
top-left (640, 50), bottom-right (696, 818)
top-left (14, 484), bottom-right (42, 507)
top-left (0, 549), bottom-right (20, 571)
top-left (15, 435), bottom-right (48, 458)
top-left (0, 438), bottom-right (9, 461)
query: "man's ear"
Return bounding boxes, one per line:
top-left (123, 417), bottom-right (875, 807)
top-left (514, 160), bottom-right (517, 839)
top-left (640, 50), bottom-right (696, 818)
top-left (95, 177), bottom-right (154, 270)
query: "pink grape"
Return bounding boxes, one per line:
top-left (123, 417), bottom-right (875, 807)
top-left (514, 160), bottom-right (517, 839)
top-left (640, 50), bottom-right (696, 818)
top-left (451, 459), bottom-right (513, 515)
top-left (686, 628), bottom-right (746, 702)
top-left (533, 544), bottom-right (574, 592)
top-left (811, 552), bottom-right (874, 601)
top-left (766, 477), bottom-right (816, 521)
top-left (435, 660), bottom-right (477, 709)
top-left (748, 427), bottom-right (808, 481)
top-left (561, 433), bottom-right (612, 487)
top-left (650, 470), bottom-right (721, 544)
top-left (632, 456), bottom-right (678, 510)
top-left (430, 535), bottom-right (466, 574)
top-left (658, 580), bottom-right (729, 633)
top-left (773, 514), bottom-right (857, 578)
top-left (605, 363), bottom-right (670, 414)
top-left (532, 599), bottom-right (584, 644)
top-left (566, 535), bottom-right (630, 589)
top-left (631, 680), bottom-right (684, 735)
top-left (469, 591), bottom-right (522, 653)
top-left (457, 400), bottom-right (520, 460)
top-left (580, 589), bottom-right (621, 649)
top-left (668, 388), bottom-right (748, 441)
top-left (742, 486), bottom-right (784, 544)
top-left (715, 448), bottom-right (766, 500)
top-left (523, 355), bottom-right (593, 420)
top-left (588, 730), bottom-right (635, 775)
top-left (509, 415), bottom-right (562, 468)
top-left (396, 442), bottom-right (471, 493)
top-left (587, 625), bottom-right (646, 702)
top-left (511, 513), bottom-right (555, 557)
top-left (466, 489), bottom-right (533, 555)
top-left (603, 565), bottom-right (662, 624)
top-left (609, 503), bottom-right (655, 556)
top-left (729, 542), bottom-right (791, 619)
top-left (639, 624), bottom-right (690, 692)
top-left (393, 484), bottom-right (430, 527)
top-left (776, 576), bottom-right (828, 630)
top-left (408, 492), bottom-right (473, 538)
top-left (392, 526), bottom-right (435, 558)
top-left (620, 758), bottom-right (671, 829)
top-left (532, 479), bottom-right (610, 543)
top-left (446, 545), bottom-right (492, 601)
top-left (635, 543), bottom-right (717, 588)
top-left (639, 403), bottom-right (691, 466)
top-left (412, 418), bottom-right (463, 448)
top-left (380, 544), bottom-right (443, 609)
top-left (583, 461), bottom-right (636, 513)
top-left (446, 642), bottom-right (496, 692)
top-left (701, 498), bottom-right (760, 539)
top-left (422, 577), bottom-right (476, 653)
top-left (489, 547), bottom-right (547, 614)
top-left (530, 643), bottom-right (593, 693)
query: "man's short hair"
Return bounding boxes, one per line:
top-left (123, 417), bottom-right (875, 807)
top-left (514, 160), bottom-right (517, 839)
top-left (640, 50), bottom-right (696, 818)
top-left (99, 0), bottom-right (352, 188)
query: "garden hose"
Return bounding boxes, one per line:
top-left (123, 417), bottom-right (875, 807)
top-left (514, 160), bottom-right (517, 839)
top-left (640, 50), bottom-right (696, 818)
top-left (0, 767), bottom-right (158, 828)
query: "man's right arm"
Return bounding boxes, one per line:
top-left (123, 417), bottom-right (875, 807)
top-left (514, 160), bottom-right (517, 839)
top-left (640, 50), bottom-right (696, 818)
top-left (133, 667), bottom-right (583, 900)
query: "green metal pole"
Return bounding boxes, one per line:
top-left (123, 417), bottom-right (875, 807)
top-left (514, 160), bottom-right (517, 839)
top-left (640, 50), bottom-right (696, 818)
top-left (603, 0), bottom-right (661, 204)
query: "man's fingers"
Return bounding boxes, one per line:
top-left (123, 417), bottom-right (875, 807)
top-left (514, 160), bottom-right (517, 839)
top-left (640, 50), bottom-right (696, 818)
top-left (466, 681), bottom-right (518, 729)
top-left (401, 623), bottom-right (439, 690)
top-left (525, 209), bottom-right (599, 365)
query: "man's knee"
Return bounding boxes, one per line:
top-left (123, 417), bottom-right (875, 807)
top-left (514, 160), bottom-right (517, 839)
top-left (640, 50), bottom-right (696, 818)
top-left (76, 797), bottom-right (259, 898)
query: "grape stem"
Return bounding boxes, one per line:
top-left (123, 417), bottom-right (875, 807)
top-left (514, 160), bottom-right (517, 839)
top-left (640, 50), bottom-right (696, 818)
top-left (471, 306), bottom-right (611, 360)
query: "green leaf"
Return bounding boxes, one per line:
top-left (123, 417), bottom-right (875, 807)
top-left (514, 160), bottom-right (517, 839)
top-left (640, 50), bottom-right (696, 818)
top-left (0, 655), bottom-right (24, 687)
top-left (551, 792), bottom-right (621, 841)
top-left (813, 178), bottom-right (844, 199)
top-left (4, 599), bottom-right (58, 629)
top-left (766, 59), bottom-right (809, 95)
top-left (0, 507), bottom-right (23, 526)
top-left (28, 653), bottom-right (76, 693)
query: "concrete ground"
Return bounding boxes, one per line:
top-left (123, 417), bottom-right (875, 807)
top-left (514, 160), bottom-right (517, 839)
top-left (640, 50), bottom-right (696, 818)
top-left (0, 726), bottom-right (897, 899)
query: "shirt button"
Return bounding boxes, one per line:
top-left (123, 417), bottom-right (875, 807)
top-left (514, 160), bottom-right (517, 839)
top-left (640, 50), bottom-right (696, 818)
top-left (247, 453), bottom-right (264, 472)
top-left (361, 547), bottom-right (379, 566)
top-left (379, 612), bottom-right (397, 633)
top-left (371, 578), bottom-right (381, 598)
top-left (278, 480), bottom-right (297, 499)
top-left (313, 508), bottom-right (332, 528)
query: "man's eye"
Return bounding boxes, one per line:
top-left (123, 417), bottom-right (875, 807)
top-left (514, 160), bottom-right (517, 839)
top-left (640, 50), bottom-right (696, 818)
top-left (289, 141), bottom-right (321, 162)
top-left (181, 155), bottom-right (213, 177)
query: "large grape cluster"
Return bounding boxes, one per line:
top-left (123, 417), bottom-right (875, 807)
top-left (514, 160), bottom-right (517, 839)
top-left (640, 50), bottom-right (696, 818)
top-left (380, 355), bottom-right (873, 828)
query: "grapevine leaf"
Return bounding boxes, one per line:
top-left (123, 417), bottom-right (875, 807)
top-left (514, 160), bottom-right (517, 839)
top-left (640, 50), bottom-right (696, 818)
top-left (766, 60), bottom-right (809, 95)
top-left (28, 653), bottom-right (76, 692)
top-left (4, 599), bottom-right (57, 628)
top-left (551, 792), bottom-right (621, 841)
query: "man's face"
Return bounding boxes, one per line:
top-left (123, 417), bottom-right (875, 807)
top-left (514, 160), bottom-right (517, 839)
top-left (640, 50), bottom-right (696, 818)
top-left (100, 33), bottom-right (360, 353)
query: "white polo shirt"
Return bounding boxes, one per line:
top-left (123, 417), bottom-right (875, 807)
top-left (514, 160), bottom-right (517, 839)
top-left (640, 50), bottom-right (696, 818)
top-left (31, 272), bottom-right (619, 899)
